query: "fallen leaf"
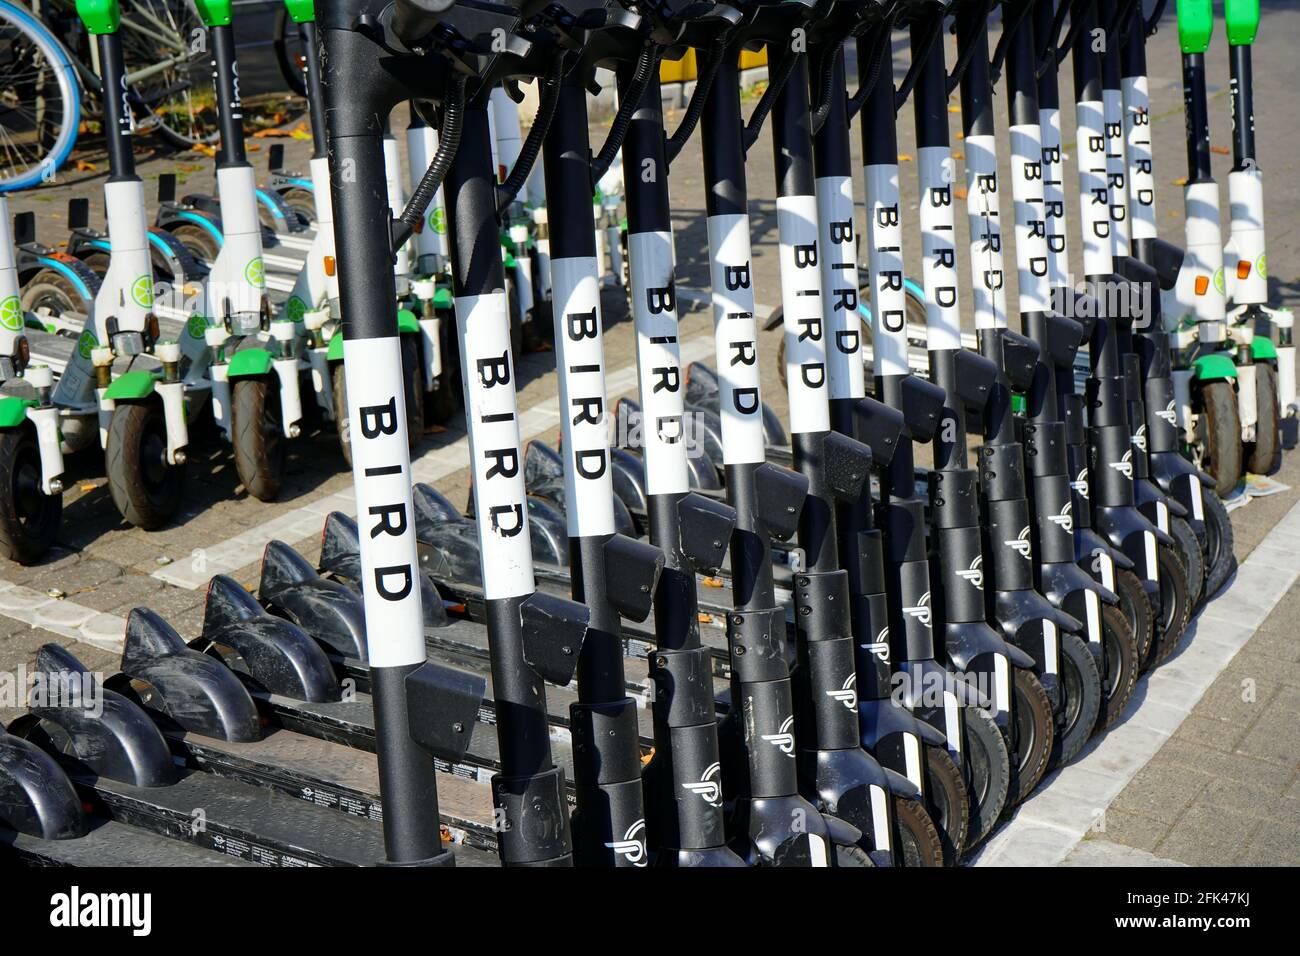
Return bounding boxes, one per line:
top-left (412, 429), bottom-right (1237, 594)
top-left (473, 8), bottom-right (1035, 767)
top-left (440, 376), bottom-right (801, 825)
top-left (79, 483), bottom-right (97, 492)
top-left (955, 187), bottom-right (969, 200)
top-left (1172, 176), bottom-right (1188, 186)
top-left (1210, 145), bottom-right (1229, 155)
top-left (955, 131), bottom-right (965, 140)
top-left (191, 144), bottom-right (217, 157)
top-left (898, 153), bottom-right (914, 162)
top-left (952, 151), bottom-right (964, 160)
top-left (948, 105), bottom-right (961, 113)
top-left (74, 159), bottom-right (98, 172)
top-left (252, 128), bottom-right (291, 138)
top-left (701, 577), bottom-right (723, 588)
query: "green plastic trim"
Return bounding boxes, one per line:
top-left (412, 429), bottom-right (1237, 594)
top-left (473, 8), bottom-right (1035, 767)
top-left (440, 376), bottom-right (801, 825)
top-left (1178, 0), bottom-right (1214, 54)
top-left (194, 0), bottom-right (233, 28)
top-left (503, 252), bottom-right (517, 270)
top-left (433, 286), bottom-right (453, 310)
top-left (1191, 352), bottom-right (1238, 382)
top-left (1250, 336), bottom-right (1278, 361)
top-left (75, 0), bottom-right (120, 35)
top-left (103, 369), bottom-right (158, 401)
top-left (0, 397), bottom-right (37, 429)
top-left (227, 347), bottom-right (274, 378)
top-left (327, 333), bottom-right (344, 362)
top-left (397, 308), bottom-right (420, 335)
top-left (283, 0), bottom-right (315, 25)
top-left (1224, 0), bottom-right (1259, 46)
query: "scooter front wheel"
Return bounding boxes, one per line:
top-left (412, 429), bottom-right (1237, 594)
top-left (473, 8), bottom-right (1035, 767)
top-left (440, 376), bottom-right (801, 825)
top-left (1051, 631), bottom-right (1102, 769)
top-left (1246, 362), bottom-right (1281, 475)
top-left (1199, 380), bottom-right (1243, 497)
top-left (0, 426), bottom-right (61, 563)
top-left (1149, 543), bottom-right (1192, 668)
top-left (1097, 601), bottom-right (1140, 732)
top-left (1115, 566), bottom-right (1155, 665)
top-left (924, 744), bottom-right (970, 864)
top-left (961, 707), bottom-right (1011, 848)
top-left (1006, 669), bottom-right (1054, 807)
top-left (332, 363), bottom-right (351, 468)
top-left (1169, 514), bottom-right (1205, 610)
top-left (1202, 488), bottom-right (1235, 600)
top-left (891, 795), bottom-right (944, 867)
top-left (106, 401), bottom-right (185, 530)
top-left (232, 375), bottom-right (285, 502)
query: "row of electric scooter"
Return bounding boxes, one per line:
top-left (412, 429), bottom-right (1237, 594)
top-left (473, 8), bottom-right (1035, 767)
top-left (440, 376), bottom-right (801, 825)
top-left (0, 0), bottom-right (1292, 867)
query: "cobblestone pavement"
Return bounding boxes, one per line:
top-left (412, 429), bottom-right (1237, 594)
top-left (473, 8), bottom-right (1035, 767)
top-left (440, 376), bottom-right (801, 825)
top-left (0, 4), bottom-right (1296, 865)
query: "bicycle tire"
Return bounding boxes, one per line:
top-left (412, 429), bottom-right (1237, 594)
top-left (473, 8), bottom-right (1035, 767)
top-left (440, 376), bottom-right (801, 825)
top-left (0, 0), bottom-right (81, 191)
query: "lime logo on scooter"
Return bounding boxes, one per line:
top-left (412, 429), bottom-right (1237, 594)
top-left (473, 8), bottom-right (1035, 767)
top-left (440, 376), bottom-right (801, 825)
top-left (903, 592), bottom-right (933, 628)
top-left (824, 672), bottom-right (858, 711)
top-left (1256, 254), bottom-right (1267, 279)
top-left (1109, 449), bottom-right (1134, 480)
top-left (0, 295), bottom-right (22, 332)
top-left (681, 762), bottom-right (723, 807)
top-left (286, 296), bottom-right (307, 323)
top-left (1049, 502), bottom-right (1074, 534)
top-left (1213, 266), bottom-right (1225, 296)
top-left (187, 314), bottom-right (207, 340)
top-left (78, 329), bottom-right (97, 360)
top-left (130, 275), bottom-right (154, 309)
top-left (1004, 526), bottom-right (1034, 559)
top-left (957, 555), bottom-right (984, 589)
top-left (429, 207), bottom-right (446, 235)
top-left (245, 257), bottom-right (266, 289)
top-left (760, 716), bottom-right (797, 755)
top-left (603, 819), bottom-right (647, 867)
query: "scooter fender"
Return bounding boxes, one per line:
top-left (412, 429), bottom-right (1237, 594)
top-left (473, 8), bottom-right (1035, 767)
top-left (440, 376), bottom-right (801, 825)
top-left (155, 379), bottom-right (188, 466)
top-left (601, 533), bottom-right (664, 622)
top-left (404, 660), bottom-right (486, 764)
top-left (609, 446), bottom-right (648, 522)
top-left (900, 657), bottom-right (990, 712)
top-left (0, 732), bottom-right (86, 839)
top-left (683, 402), bottom-right (726, 473)
top-left (318, 510), bottom-right (450, 630)
top-left (120, 607), bottom-right (262, 743)
top-left (24, 399), bottom-right (65, 495)
top-left (798, 746), bottom-right (893, 862)
top-left (523, 438), bottom-right (564, 485)
top-left (412, 482), bottom-right (466, 525)
top-left (892, 377), bottom-right (943, 444)
top-left (307, 345), bottom-right (334, 416)
top-left (526, 495), bottom-right (569, 567)
top-left (677, 492), bottom-right (736, 574)
top-left (1148, 450), bottom-right (1208, 535)
top-left (259, 539), bottom-right (367, 661)
top-left (200, 574), bottom-right (340, 703)
top-left (19, 643), bottom-right (177, 787)
top-left (940, 620), bottom-right (1017, 717)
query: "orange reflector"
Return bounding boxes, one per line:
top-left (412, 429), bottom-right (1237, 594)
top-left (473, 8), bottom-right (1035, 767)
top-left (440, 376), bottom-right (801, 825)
top-left (1195, 275), bottom-right (1210, 295)
top-left (1238, 261), bottom-right (1251, 280)
top-left (324, 255), bottom-right (336, 277)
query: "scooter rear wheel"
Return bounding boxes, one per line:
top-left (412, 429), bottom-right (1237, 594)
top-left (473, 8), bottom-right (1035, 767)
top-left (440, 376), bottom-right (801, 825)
top-left (106, 400), bottom-right (185, 531)
top-left (0, 426), bottom-right (61, 564)
top-left (961, 707), bottom-right (1011, 847)
top-left (1169, 514), bottom-right (1204, 610)
top-left (891, 794), bottom-right (944, 867)
top-left (1149, 543), bottom-right (1192, 668)
top-left (1199, 380), bottom-right (1243, 497)
top-left (1097, 602), bottom-right (1140, 731)
top-left (1202, 487), bottom-right (1235, 600)
top-left (232, 375), bottom-right (285, 502)
top-left (1246, 362), bottom-right (1281, 475)
top-left (170, 223), bottom-right (221, 267)
top-left (20, 268), bottom-right (87, 317)
top-left (924, 743), bottom-right (970, 864)
top-left (1006, 669), bottom-right (1054, 807)
top-left (1051, 631), bottom-right (1102, 768)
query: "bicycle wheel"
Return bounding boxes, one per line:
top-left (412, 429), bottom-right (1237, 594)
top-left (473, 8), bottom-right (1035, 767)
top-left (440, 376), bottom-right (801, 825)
top-left (117, 0), bottom-right (217, 148)
top-left (0, 0), bottom-right (80, 191)
top-left (273, 6), bottom-right (307, 98)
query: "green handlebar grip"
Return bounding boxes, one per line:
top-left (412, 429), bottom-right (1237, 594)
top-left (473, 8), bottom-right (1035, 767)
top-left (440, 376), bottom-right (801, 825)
top-left (1177, 0), bottom-right (1214, 54)
top-left (194, 0), bottom-right (233, 27)
top-left (1224, 0), bottom-right (1259, 46)
top-left (75, 0), bottom-right (120, 35)
top-left (284, 0), bottom-right (315, 25)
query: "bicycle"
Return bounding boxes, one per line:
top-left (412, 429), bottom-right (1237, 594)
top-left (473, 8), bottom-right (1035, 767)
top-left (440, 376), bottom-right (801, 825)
top-left (0, 0), bottom-right (80, 191)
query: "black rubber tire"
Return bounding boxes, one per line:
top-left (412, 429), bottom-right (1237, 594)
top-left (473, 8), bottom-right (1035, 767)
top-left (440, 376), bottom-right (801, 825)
top-left (80, 251), bottom-right (111, 278)
top-left (1051, 630), bottom-right (1103, 769)
top-left (923, 743), bottom-right (970, 865)
top-left (1169, 513), bottom-right (1204, 611)
top-left (1201, 486), bottom-right (1236, 601)
top-left (1097, 601), bottom-right (1141, 731)
top-left (0, 426), bottom-right (61, 564)
top-left (332, 362), bottom-right (351, 468)
top-left (20, 268), bottom-right (89, 317)
top-left (961, 707), bottom-right (1011, 848)
top-left (82, 247), bottom-right (178, 289)
top-left (1200, 379), bottom-right (1243, 497)
top-left (1006, 668), bottom-right (1055, 807)
top-left (280, 187), bottom-right (317, 226)
top-left (231, 375), bottom-right (285, 502)
top-left (401, 333), bottom-right (425, 445)
top-left (106, 401), bottom-right (185, 531)
top-left (1115, 565), bottom-right (1156, 667)
top-left (891, 794), bottom-right (944, 867)
top-left (833, 843), bottom-right (874, 867)
top-left (171, 223), bottom-right (221, 266)
top-left (1149, 542), bottom-right (1192, 668)
top-left (1247, 362), bottom-right (1281, 475)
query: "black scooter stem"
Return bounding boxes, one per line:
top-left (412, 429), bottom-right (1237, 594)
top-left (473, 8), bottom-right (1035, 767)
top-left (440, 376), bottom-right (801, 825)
top-left (211, 24), bottom-right (247, 168)
top-left (620, 63), bottom-right (744, 866)
top-left (542, 61), bottom-right (656, 869)
top-left (320, 14), bottom-right (452, 865)
top-left (773, 33), bottom-right (896, 864)
top-left (441, 96), bottom-right (578, 867)
top-left (96, 31), bottom-right (135, 179)
top-left (700, 42), bottom-right (837, 867)
top-left (298, 18), bottom-right (328, 160)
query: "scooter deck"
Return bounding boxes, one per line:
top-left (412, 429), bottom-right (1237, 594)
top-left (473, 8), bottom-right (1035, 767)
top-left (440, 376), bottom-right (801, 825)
top-left (2, 817), bottom-right (258, 867)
